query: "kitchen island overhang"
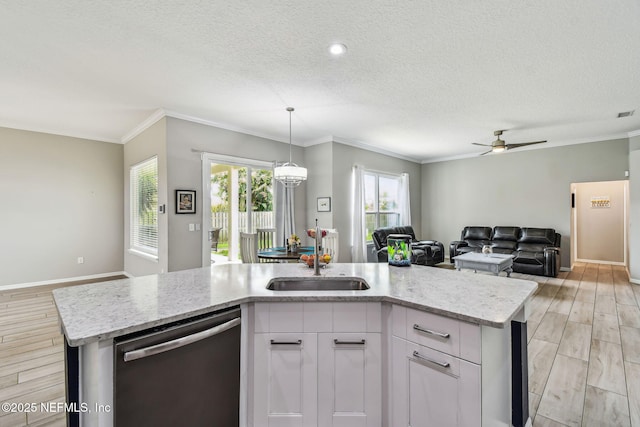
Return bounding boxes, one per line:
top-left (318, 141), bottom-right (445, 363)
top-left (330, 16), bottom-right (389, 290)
top-left (53, 263), bottom-right (537, 427)
top-left (54, 263), bottom-right (536, 347)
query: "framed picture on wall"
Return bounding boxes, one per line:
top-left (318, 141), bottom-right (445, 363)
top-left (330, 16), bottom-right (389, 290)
top-left (176, 190), bottom-right (196, 214)
top-left (317, 197), bottom-right (331, 212)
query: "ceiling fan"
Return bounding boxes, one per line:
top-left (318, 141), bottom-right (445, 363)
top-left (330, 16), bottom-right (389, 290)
top-left (473, 130), bottom-right (547, 155)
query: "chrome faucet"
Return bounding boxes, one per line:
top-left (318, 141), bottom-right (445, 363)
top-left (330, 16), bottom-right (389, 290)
top-left (313, 219), bottom-right (321, 276)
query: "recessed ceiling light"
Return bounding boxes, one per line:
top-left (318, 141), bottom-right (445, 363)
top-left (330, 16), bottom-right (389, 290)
top-left (329, 43), bottom-right (347, 56)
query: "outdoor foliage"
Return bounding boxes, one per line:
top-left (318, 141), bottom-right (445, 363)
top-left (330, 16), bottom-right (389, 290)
top-left (137, 168), bottom-right (158, 225)
top-left (211, 168), bottom-right (273, 212)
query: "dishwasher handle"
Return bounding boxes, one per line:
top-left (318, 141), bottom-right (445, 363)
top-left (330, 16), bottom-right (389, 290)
top-left (124, 317), bottom-right (241, 362)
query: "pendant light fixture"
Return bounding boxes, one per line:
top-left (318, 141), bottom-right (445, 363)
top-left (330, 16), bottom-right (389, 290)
top-left (274, 107), bottom-right (307, 187)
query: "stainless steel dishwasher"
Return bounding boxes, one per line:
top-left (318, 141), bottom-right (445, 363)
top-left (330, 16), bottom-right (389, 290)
top-left (113, 306), bottom-right (241, 426)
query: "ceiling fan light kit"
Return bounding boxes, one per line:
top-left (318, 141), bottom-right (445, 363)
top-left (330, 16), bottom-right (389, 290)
top-left (472, 130), bottom-right (547, 155)
top-left (274, 107), bottom-right (308, 187)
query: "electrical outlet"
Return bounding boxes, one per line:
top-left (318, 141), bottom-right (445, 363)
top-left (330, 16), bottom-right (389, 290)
top-left (77, 257), bottom-right (84, 264)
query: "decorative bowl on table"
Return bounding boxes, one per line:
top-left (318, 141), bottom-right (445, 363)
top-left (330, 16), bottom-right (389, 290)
top-left (300, 253), bottom-right (332, 268)
top-left (306, 228), bottom-right (327, 239)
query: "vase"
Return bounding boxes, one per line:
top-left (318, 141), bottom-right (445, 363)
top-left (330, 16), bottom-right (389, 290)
top-left (482, 245), bottom-right (492, 256)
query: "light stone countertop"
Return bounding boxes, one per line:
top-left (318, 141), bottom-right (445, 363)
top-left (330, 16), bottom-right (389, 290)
top-left (53, 263), bottom-right (537, 346)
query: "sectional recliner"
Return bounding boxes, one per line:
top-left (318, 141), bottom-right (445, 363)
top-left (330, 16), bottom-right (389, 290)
top-left (450, 226), bottom-right (561, 277)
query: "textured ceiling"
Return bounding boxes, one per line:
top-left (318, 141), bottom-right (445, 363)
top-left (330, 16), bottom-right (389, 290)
top-left (1, 1), bottom-right (639, 162)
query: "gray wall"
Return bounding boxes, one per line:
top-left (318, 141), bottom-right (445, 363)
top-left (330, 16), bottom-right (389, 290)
top-left (331, 143), bottom-right (422, 262)
top-left (165, 117), bottom-right (306, 272)
top-left (421, 139), bottom-right (629, 269)
top-left (123, 118), bottom-right (168, 276)
top-left (304, 142), bottom-right (334, 235)
top-left (0, 127), bottom-right (124, 287)
top-left (630, 135), bottom-right (640, 282)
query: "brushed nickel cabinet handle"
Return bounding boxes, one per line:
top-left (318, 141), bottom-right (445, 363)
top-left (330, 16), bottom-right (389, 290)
top-left (270, 339), bottom-right (302, 345)
top-left (333, 339), bottom-right (366, 345)
top-left (412, 350), bottom-right (450, 368)
top-left (413, 324), bottom-right (450, 339)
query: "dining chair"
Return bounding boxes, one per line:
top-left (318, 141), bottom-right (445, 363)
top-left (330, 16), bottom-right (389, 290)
top-left (256, 228), bottom-right (276, 250)
top-left (323, 229), bottom-right (339, 262)
top-left (240, 232), bottom-right (258, 264)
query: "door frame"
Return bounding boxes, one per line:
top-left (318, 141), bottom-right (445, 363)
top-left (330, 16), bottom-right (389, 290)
top-left (570, 180), bottom-right (629, 268)
top-left (201, 153), bottom-right (273, 267)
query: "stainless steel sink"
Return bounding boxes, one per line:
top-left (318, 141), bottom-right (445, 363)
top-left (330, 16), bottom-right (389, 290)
top-left (266, 277), bottom-right (370, 291)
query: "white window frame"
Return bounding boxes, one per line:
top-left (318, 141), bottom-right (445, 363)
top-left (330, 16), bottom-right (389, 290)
top-left (130, 156), bottom-right (158, 259)
top-left (364, 170), bottom-right (402, 242)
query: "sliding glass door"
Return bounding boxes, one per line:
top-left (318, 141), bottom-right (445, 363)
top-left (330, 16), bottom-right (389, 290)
top-left (202, 154), bottom-right (274, 264)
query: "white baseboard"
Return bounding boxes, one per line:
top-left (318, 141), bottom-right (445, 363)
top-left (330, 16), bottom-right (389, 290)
top-left (575, 258), bottom-right (626, 266)
top-left (560, 266), bottom-right (572, 272)
top-left (630, 278), bottom-right (640, 285)
top-left (0, 271), bottom-right (129, 292)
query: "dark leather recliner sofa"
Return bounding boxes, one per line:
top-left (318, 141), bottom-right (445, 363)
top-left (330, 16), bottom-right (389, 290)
top-left (372, 226), bottom-right (445, 266)
top-left (449, 226), bottom-right (561, 277)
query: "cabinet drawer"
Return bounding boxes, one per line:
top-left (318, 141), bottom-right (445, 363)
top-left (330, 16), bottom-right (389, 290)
top-left (254, 302), bottom-right (381, 333)
top-left (391, 336), bottom-right (481, 427)
top-left (396, 306), bottom-right (480, 363)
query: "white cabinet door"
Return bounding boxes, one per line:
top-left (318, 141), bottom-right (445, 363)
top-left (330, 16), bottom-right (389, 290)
top-left (317, 333), bottom-right (382, 427)
top-left (253, 333), bottom-right (318, 427)
top-left (391, 337), bottom-right (481, 427)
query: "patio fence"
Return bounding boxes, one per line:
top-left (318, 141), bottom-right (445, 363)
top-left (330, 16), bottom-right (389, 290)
top-left (211, 211), bottom-right (274, 242)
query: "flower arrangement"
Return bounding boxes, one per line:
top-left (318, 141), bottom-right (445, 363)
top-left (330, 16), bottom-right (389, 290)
top-left (288, 234), bottom-right (301, 246)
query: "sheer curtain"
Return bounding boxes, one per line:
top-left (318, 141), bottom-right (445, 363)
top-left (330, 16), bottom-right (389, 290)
top-left (399, 172), bottom-right (411, 226)
top-left (274, 171), bottom-right (296, 248)
top-left (351, 164), bottom-right (367, 262)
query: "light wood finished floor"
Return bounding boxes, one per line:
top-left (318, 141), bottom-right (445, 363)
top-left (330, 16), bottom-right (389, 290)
top-left (520, 262), bottom-right (640, 427)
top-left (1, 266), bottom-right (638, 426)
top-left (0, 277), bottom-right (124, 427)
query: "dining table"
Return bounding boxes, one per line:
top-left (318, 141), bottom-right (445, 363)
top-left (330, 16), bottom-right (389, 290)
top-left (257, 246), bottom-right (314, 261)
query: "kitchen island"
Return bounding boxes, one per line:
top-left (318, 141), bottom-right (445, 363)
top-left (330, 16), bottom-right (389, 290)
top-left (53, 263), bottom-right (537, 426)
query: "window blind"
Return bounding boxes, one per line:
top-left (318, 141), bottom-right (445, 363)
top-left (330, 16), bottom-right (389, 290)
top-left (130, 156), bottom-right (158, 256)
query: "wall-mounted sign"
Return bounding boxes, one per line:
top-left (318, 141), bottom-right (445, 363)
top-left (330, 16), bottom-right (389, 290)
top-left (591, 196), bottom-right (610, 208)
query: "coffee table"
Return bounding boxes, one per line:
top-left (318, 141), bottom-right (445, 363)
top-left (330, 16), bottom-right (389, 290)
top-left (453, 252), bottom-right (514, 277)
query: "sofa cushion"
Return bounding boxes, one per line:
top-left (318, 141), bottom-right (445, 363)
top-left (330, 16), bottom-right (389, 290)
top-left (492, 248), bottom-right (515, 255)
top-left (513, 251), bottom-right (544, 266)
top-left (491, 226), bottom-right (520, 251)
top-left (462, 226), bottom-right (492, 241)
top-left (461, 226), bottom-right (492, 248)
top-left (518, 228), bottom-right (556, 245)
top-left (516, 228), bottom-right (557, 253)
top-left (456, 246), bottom-right (479, 255)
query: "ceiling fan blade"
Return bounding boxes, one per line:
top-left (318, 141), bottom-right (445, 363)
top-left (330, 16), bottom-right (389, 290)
top-left (479, 149), bottom-right (493, 156)
top-left (472, 143), bottom-right (491, 147)
top-left (506, 140), bottom-right (547, 149)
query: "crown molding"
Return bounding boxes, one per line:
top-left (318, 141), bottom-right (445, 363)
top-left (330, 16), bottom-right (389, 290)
top-left (421, 132), bottom-right (631, 164)
top-left (331, 136), bottom-right (421, 163)
top-left (163, 110), bottom-right (306, 146)
top-left (0, 121), bottom-right (119, 144)
top-left (121, 108), bottom-right (166, 143)
top-left (122, 110), bottom-right (639, 160)
top-left (302, 135), bottom-right (334, 147)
